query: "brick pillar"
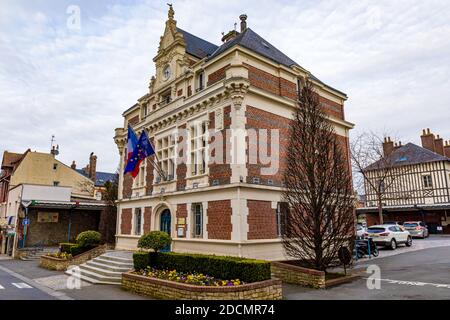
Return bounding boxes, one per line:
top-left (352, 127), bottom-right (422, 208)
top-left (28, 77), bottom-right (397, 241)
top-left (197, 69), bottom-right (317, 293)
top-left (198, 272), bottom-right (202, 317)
top-left (434, 135), bottom-right (444, 156)
top-left (444, 141), bottom-right (450, 158)
top-left (383, 137), bottom-right (394, 157)
top-left (143, 206), bottom-right (152, 232)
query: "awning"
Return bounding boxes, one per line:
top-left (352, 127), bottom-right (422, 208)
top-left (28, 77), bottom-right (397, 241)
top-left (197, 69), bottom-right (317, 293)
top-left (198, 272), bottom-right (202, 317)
top-left (357, 203), bottom-right (450, 214)
top-left (22, 200), bottom-right (108, 211)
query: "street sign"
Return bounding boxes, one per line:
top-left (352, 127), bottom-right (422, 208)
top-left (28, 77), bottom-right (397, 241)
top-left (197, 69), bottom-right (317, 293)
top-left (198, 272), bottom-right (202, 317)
top-left (22, 219), bottom-right (29, 226)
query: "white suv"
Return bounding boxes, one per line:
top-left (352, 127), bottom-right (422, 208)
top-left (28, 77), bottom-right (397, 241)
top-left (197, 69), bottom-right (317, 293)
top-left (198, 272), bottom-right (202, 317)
top-left (365, 225), bottom-right (413, 250)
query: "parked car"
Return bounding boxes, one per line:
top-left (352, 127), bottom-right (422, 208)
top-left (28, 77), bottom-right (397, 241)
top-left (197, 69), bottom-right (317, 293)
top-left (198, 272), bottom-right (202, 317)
top-left (356, 225), bottom-right (366, 238)
top-left (384, 221), bottom-right (406, 231)
top-left (403, 221), bottom-right (429, 239)
top-left (364, 225), bottom-right (412, 250)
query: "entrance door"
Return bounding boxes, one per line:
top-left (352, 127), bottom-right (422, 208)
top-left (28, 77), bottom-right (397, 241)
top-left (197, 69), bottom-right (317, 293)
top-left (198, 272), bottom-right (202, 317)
top-left (160, 209), bottom-right (171, 252)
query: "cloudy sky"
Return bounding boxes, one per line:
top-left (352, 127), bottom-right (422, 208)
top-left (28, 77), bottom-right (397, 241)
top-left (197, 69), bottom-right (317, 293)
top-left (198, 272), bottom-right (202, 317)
top-left (1, 0), bottom-right (450, 172)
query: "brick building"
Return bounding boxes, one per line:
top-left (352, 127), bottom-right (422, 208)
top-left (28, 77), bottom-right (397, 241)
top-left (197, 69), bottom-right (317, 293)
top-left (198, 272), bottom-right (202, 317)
top-left (113, 6), bottom-right (353, 260)
top-left (357, 129), bottom-right (450, 234)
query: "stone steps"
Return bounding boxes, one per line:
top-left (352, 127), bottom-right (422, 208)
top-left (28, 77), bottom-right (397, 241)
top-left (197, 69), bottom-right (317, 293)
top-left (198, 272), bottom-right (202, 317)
top-left (20, 248), bottom-right (57, 261)
top-left (65, 251), bottom-right (133, 285)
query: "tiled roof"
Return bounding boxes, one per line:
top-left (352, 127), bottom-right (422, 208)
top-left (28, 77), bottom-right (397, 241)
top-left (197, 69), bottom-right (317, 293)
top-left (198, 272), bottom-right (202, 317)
top-left (1, 151), bottom-right (24, 169)
top-left (177, 28), bottom-right (218, 59)
top-left (76, 169), bottom-right (116, 187)
top-left (365, 143), bottom-right (450, 171)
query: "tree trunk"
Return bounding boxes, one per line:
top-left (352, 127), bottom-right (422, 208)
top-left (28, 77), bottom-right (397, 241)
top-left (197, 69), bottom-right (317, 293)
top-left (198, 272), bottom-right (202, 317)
top-left (377, 197), bottom-right (384, 225)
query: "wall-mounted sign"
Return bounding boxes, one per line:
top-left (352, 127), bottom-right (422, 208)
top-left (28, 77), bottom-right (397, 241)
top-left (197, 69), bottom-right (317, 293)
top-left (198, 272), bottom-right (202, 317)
top-left (37, 212), bottom-right (59, 223)
top-left (177, 225), bottom-right (186, 238)
top-left (177, 218), bottom-right (186, 225)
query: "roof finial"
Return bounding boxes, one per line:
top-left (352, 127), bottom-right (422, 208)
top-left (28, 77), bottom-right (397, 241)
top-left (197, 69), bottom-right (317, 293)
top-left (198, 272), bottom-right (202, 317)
top-left (167, 3), bottom-right (174, 20)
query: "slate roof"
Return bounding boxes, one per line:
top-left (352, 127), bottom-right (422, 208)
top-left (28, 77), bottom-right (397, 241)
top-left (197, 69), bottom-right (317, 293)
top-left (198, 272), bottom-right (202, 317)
top-left (177, 28), bottom-right (218, 59)
top-left (364, 143), bottom-right (450, 171)
top-left (76, 169), bottom-right (116, 187)
top-left (209, 28), bottom-right (298, 67)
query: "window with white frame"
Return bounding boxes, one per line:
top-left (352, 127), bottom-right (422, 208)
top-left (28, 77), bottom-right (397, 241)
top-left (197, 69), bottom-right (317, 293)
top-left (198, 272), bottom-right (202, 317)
top-left (190, 121), bottom-right (207, 176)
top-left (196, 71), bottom-right (205, 92)
top-left (192, 203), bottom-right (203, 238)
top-left (156, 135), bottom-right (175, 182)
top-left (133, 162), bottom-right (146, 188)
top-left (134, 208), bottom-right (142, 235)
top-left (422, 175), bottom-right (433, 188)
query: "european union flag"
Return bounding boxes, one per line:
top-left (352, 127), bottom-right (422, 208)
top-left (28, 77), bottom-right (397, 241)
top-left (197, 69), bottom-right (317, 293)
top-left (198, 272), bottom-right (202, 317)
top-left (124, 130), bottom-right (155, 178)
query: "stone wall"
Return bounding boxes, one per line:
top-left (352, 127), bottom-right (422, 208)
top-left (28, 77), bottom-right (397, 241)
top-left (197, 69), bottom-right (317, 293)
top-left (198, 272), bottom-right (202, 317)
top-left (122, 272), bottom-right (282, 300)
top-left (271, 261), bottom-right (326, 289)
top-left (40, 255), bottom-right (70, 271)
top-left (26, 209), bottom-right (99, 246)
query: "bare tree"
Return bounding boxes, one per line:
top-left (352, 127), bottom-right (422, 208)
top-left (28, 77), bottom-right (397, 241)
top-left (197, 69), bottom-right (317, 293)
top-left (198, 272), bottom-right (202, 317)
top-left (351, 133), bottom-right (410, 225)
top-left (282, 80), bottom-right (355, 272)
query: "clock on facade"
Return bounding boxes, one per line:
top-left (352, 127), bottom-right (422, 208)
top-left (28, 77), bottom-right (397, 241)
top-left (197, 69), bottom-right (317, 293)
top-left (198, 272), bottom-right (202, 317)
top-left (163, 65), bottom-right (171, 80)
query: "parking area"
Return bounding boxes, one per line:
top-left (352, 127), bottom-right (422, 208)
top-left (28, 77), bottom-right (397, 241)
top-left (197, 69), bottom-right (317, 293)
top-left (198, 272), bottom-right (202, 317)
top-left (284, 235), bottom-right (450, 300)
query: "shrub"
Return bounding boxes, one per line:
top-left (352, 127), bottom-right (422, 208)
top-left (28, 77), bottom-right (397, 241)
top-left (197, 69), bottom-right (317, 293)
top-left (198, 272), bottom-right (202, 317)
top-left (76, 230), bottom-right (101, 248)
top-left (60, 243), bottom-right (77, 254)
top-left (137, 231), bottom-right (171, 253)
top-left (133, 251), bottom-right (150, 271)
top-left (151, 252), bottom-right (271, 283)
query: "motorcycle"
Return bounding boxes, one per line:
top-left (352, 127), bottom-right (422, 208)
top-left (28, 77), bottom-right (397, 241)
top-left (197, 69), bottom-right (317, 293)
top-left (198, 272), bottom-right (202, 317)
top-left (355, 237), bottom-right (379, 259)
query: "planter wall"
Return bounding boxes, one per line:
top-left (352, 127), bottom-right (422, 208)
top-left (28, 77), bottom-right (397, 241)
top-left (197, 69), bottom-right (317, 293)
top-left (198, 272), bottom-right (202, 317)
top-left (122, 272), bottom-right (282, 300)
top-left (271, 261), bottom-right (326, 289)
top-left (39, 244), bottom-right (107, 271)
top-left (40, 255), bottom-right (71, 271)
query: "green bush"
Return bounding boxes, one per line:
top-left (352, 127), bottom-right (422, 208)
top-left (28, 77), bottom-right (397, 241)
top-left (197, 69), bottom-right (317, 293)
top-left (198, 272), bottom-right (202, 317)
top-left (137, 231), bottom-right (171, 253)
top-left (152, 252), bottom-right (271, 283)
top-left (76, 230), bottom-right (101, 248)
top-left (60, 243), bottom-right (77, 254)
top-left (133, 251), bottom-right (150, 271)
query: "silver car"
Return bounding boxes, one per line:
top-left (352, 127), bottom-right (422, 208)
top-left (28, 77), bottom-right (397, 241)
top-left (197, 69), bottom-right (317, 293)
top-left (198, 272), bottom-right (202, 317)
top-left (403, 221), bottom-right (429, 239)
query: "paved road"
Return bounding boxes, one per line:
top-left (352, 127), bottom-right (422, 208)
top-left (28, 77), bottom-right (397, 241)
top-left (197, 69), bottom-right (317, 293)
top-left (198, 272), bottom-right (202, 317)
top-left (0, 265), bottom-right (57, 300)
top-left (284, 245), bottom-right (450, 300)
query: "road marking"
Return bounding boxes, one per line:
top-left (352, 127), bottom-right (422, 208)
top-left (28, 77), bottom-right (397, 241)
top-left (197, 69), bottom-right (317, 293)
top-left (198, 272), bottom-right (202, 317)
top-left (364, 278), bottom-right (450, 289)
top-left (12, 282), bottom-right (33, 289)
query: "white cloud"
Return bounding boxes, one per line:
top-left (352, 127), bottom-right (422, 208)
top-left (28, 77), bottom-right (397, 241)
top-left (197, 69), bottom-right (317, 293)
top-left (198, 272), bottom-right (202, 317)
top-left (0, 0), bottom-right (450, 172)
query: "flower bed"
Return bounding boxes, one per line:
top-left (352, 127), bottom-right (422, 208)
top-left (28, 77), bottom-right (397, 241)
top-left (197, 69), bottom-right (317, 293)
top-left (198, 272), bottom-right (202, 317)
top-left (137, 267), bottom-right (243, 287)
top-left (39, 244), bottom-right (107, 271)
top-left (122, 271), bottom-right (282, 300)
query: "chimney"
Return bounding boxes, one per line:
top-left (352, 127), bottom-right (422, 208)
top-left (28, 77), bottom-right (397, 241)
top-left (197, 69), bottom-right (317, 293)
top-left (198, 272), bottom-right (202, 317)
top-left (444, 141), bottom-right (450, 158)
top-left (434, 135), bottom-right (444, 156)
top-left (420, 128), bottom-right (435, 153)
top-left (50, 145), bottom-right (59, 157)
top-left (89, 152), bottom-right (97, 182)
top-left (239, 14), bottom-right (247, 32)
top-left (394, 141), bottom-right (403, 150)
top-left (383, 137), bottom-right (394, 157)
top-left (71, 161), bottom-right (76, 170)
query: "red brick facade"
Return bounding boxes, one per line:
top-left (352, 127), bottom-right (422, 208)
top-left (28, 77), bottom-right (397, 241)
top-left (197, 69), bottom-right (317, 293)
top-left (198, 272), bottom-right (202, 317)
top-left (143, 206), bottom-right (152, 232)
top-left (207, 65), bottom-right (229, 87)
top-left (176, 203), bottom-right (188, 220)
top-left (319, 96), bottom-right (344, 120)
top-left (245, 106), bottom-right (291, 186)
top-left (245, 64), bottom-right (297, 100)
top-left (145, 157), bottom-right (154, 196)
top-left (208, 106), bottom-right (232, 185)
top-left (122, 173), bottom-right (133, 198)
top-left (247, 200), bottom-right (278, 240)
top-left (207, 200), bottom-right (232, 240)
top-left (121, 208), bottom-right (132, 234)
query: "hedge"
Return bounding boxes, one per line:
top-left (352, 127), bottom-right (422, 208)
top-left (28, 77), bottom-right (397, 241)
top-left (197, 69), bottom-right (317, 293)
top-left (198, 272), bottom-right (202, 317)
top-left (76, 230), bottom-right (101, 247)
top-left (133, 252), bottom-right (150, 271)
top-left (135, 252), bottom-right (271, 283)
top-left (60, 243), bottom-right (77, 254)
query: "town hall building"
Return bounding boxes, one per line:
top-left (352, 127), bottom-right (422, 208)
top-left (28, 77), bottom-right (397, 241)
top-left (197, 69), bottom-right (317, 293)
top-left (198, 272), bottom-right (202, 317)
top-left (113, 6), bottom-right (353, 260)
